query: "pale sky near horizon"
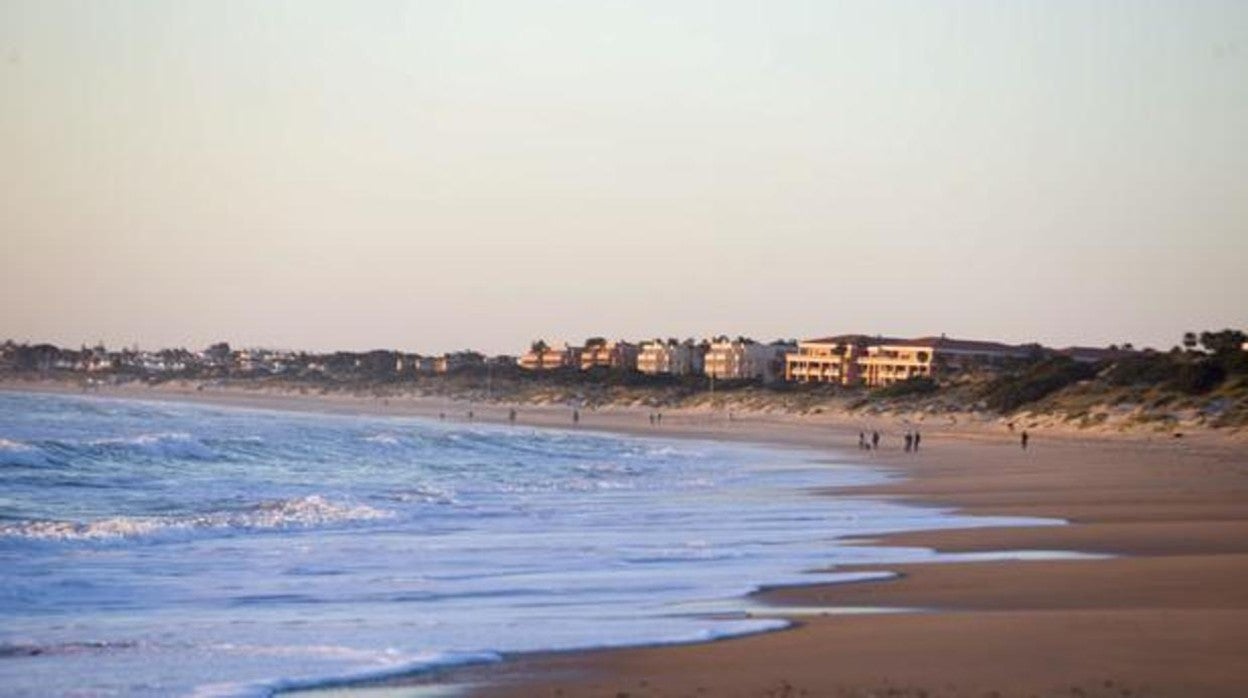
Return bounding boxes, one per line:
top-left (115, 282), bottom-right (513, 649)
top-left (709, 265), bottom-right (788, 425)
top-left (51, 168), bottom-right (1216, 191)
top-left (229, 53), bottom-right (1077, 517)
top-left (2, 1), bottom-right (1245, 355)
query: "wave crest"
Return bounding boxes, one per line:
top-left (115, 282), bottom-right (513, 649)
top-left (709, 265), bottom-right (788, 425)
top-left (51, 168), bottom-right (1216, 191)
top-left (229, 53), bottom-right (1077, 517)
top-left (0, 495), bottom-right (392, 542)
top-left (0, 438), bottom-right (51, 467)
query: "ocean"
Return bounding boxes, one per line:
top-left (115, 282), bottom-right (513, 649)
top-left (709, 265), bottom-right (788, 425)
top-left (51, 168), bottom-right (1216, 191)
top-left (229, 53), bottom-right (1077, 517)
top-left (0, 391), bottom-right (1060, 697)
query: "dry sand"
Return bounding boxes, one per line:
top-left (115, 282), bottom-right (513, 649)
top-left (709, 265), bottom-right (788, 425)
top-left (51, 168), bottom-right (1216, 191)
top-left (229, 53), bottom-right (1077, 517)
top-left (5, 381), bottom-right (1247, 697)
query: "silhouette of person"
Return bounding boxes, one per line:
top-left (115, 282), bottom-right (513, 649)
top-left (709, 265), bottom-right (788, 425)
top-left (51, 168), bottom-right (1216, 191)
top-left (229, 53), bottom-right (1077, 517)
top-left (871, 431), bottom-right (880, 450)
top-left (904, 432), bottom-right (913, 452)
top-left (913, 430), bottom-right (921, 451)
top-left (858, 432), bottom-right (866, 450)
top-left (1021, 430), bottom-right (1030, 450)
top-left (508, 409), bottom-right (516, 423)
top-left (572, 409), bottom-right (579, 425)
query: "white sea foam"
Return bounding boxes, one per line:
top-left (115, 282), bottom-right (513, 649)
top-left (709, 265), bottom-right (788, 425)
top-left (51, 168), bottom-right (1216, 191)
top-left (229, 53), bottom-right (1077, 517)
top-left (88, 432), bottom-right (219, 459)
top-left (190, 650), bottom-right (502, 698)
top-left (0, 438), bottom-right (50, 467)
top-left (0, 495), bottom-right (393, 541)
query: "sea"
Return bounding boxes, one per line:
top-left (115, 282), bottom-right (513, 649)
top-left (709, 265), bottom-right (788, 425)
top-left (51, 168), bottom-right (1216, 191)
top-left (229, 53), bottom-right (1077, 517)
top-left (0, 391), bottom-right (1063, 697)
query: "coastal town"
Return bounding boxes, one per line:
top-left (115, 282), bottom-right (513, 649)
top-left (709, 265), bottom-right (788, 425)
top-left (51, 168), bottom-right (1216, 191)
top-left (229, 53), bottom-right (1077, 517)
top-left (0, 333), bottom-right (1138, 386)
top-left (4, 330), bottom-right (1245, 433)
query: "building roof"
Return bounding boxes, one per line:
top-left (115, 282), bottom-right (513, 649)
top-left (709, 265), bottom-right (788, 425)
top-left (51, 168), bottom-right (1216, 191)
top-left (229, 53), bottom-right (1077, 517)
top-left (802, 334), bottom-right (906, 346)
top-left (900, 336), bottom-right (1030, 354)
top-left (1056, 346), bottom-right (1130, 361)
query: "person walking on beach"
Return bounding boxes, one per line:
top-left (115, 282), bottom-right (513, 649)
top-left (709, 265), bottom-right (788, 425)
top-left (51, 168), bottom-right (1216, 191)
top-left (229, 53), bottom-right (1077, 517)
top-left (1021, 430), bottom-right (1029, 450)
top-left (858, 432), bottom-right (866, 450)
top-left (913, 430), bottom-right (921, 451)
top-left (508, 408), bottom-right (516, 424)
top-left (871, 431), bottom-right (880, 450)
top-left (904, 432), bottom-right (913, 452)
top-left (572, 409), bottom-right (580, 425)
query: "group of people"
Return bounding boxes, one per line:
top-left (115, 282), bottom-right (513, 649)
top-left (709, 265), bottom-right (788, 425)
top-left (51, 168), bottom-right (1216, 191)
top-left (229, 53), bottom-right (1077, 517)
top-left (904, 430), bottom-right (922, 452)
top-left (857, 429), bottom-right (922, 452)
top-left (857, 431), bottom-right (880, 450)
top-left (647, 412), bottom-right (663, 426)
top-left (858, 427), bottom-right (1032, 452)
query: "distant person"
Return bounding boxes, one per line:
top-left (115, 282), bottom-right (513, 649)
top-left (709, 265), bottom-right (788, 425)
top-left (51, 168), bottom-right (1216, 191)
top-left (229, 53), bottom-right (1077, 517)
top-left (648, 413), bottom-right (655, 426)
top-left (508, 408), bottom-right (516, 423)
top-left (871, 431), bottom-right (880, 450)
top-left (467, 410), bottom-right (474, 421)
top-left (858, 432), bottom-right (866, 450)
top-left (904, 432), bottom-right (913, 452)
top-left (572, 409), bottom-right (579, 425)
top-left (913, 430), bottom-right (921, 451)
top-left (657, 412), bottom-right (663, 425)
top-left (1021, 430), bottom-right (1029, 450)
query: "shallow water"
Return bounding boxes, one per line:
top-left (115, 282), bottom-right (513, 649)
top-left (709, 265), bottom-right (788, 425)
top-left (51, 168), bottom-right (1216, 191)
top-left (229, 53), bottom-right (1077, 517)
top-left (0, 392), bottom-right (1060, 697)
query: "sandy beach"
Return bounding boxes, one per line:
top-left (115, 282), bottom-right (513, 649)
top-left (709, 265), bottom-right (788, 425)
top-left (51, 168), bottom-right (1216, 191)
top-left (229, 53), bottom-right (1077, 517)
top-left (457, 424), bottom-right (1248, 697)
top-left (5, 381), bottom-right (1247, 697)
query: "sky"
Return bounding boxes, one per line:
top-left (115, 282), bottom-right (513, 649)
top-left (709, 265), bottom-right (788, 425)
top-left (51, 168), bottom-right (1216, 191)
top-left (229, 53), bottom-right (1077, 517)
top-left (2, 1), bottom-right (1245, 355)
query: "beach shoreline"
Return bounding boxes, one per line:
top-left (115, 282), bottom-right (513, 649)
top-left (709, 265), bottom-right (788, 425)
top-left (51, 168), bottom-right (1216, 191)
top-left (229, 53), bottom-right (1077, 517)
top-left (5, 381), bottom-right (1247, 697)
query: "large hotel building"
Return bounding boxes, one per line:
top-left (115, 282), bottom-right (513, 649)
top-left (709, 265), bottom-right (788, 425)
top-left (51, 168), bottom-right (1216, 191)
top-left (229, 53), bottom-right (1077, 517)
top-left (785, 335), bottom-right (1034, 387)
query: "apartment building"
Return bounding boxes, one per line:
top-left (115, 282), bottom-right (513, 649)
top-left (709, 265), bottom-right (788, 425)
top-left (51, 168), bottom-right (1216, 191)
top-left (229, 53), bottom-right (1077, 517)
top-left (867, 337), bottom-right (1034, 386)
top-left (704, 339), bottom-right (794, 383)
top-left (518, 342), bottom-right (581, 371)
top-left (433, 352), bottom-right (486, 374)
top-left (579, 339), bottom-right (639, 371)
top-left (786, 335), bottom-right (1034, 387)
top-left (784, 335), bottom-right (891, 384)
top-left (636, 340), bottom-right (705, 376)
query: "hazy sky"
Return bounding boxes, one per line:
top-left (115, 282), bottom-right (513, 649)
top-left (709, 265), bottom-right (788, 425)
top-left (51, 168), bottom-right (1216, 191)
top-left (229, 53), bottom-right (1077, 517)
top-left (2, 1), bottom-right (1245, 354)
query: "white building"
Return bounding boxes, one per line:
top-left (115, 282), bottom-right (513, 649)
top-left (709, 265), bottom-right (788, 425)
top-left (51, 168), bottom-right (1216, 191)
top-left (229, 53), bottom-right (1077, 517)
top-left (703, 339), bottom-right (793, 383)
top-left (636, 340), bottom-right (704, 376)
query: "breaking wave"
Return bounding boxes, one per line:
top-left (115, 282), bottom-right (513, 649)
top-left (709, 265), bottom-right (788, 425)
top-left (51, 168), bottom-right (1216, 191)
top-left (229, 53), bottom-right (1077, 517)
top-left (0, 438), bottom-right (51, 467)
top-left (0, 495), bottom-right (392, 542)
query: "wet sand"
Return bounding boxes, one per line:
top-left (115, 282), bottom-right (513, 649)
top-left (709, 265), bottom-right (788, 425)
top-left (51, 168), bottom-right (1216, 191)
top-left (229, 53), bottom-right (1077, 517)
top-left (5, 381), bottom-right (1248, 696)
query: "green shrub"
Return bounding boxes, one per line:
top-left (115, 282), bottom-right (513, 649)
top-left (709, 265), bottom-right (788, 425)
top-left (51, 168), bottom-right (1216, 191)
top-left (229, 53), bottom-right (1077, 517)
top-left (873, 376), bottom-right (938, 398)
top-left (1169, 359), bottom-right (1226, 395)
top-left (1105, 353), bottom-right (1177, 386)
top-left (979, 357), bottom-right (1098, 412)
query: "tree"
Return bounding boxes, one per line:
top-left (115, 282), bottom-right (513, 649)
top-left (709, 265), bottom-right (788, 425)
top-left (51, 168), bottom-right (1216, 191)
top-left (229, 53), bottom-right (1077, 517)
top-left (205, 342), bottom-right (232, 363)
top-left (1199, 329), bottom-right (1246, 356)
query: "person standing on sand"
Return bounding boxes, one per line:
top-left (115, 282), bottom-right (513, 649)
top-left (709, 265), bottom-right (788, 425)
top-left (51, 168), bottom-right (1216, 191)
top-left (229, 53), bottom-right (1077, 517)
top-left (871, 431), bottom-right (880, 450)
top-left (913, 430), bottom-right (921, 451)
top-left (1021, 430), bottom-right (1030, 450)
top-left (858, 432), bottom-right (866, 450)
top-left (508, 408), bottom-right (516, 423)
top-left (572, 409), bottom-right (579, 425)
top-left (904, 432), bottom-right (913, 452)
